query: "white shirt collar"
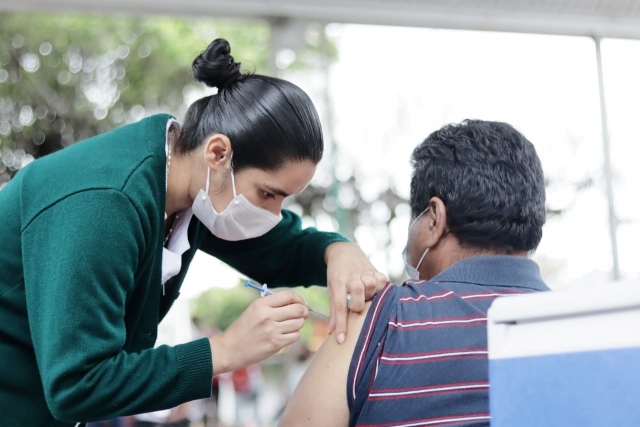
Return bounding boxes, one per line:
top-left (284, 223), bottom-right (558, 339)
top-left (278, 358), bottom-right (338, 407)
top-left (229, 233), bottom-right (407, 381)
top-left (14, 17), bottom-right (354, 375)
top-left (162, 118), bottom-right (192, 285)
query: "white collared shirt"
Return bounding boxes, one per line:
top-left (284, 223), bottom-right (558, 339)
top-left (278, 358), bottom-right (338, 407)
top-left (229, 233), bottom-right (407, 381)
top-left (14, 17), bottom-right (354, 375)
top-left (162, 119), bottom-right (193, 285)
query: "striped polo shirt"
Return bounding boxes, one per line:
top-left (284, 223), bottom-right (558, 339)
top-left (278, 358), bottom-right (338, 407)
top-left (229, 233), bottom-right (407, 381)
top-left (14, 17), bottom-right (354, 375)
top-left (347, 255), bottom-right (549, 427)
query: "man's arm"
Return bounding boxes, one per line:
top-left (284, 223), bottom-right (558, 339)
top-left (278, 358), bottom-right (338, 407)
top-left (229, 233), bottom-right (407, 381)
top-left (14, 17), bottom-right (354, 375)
top-left (279, 302), bottom-right (373, 427)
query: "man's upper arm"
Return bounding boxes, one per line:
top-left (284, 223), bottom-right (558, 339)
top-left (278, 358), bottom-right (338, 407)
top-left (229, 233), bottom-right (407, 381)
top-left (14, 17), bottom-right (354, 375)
top-left (279, 302), bottom-right (372, 427)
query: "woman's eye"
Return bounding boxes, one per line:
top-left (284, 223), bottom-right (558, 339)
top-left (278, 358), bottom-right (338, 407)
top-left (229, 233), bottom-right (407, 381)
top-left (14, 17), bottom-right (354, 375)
top-left (262, 191), bottom-right (276, 200)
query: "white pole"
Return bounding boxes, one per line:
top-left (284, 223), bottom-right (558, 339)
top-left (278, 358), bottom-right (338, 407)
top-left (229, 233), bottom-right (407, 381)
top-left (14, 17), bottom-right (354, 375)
top-left (593, 36), bottom-right (621, 281)
top-left (267, 17), bottom-right (285, 78)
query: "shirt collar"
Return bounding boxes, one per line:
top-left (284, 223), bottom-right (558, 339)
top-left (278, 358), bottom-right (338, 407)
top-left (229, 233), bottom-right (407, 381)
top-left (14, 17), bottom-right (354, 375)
top-left (430, 255), bottom-right (548, 291)
top-left (164, 118), bottom-right (180, 220)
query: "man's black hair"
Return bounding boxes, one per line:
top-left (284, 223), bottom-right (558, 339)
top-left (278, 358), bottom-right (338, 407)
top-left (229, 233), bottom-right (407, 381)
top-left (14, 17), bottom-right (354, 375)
top-left (410, 119), bottom-right (546, 253)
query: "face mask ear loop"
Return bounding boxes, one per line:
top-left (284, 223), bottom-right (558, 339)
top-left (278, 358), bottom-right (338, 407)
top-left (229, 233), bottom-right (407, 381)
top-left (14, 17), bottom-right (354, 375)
top-left (409, 207), bottom-right (429, 231)
top-left (230, 168), bottom-right (238, 198)
top-left (228, 151), bottom-right (238, 198)
top-left (203, 167), bottom-right (211, 200)
top-left (408, 207), bottom-right (431, 273)
top-left (415, 246), bottom-right (429, 271)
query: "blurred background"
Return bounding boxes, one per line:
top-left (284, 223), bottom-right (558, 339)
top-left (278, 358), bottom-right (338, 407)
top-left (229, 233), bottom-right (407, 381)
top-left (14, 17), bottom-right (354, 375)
top-left (1, 0), bottom-right (639, 425)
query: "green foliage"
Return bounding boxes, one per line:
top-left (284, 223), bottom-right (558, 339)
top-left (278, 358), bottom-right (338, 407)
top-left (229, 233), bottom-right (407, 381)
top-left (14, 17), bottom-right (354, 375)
top-left (191, 281), bottom-right (255, 331)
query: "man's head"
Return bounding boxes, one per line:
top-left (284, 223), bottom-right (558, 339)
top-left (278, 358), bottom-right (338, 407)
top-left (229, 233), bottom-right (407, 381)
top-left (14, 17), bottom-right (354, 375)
top-left (406, 119), bottom-right (546, 280)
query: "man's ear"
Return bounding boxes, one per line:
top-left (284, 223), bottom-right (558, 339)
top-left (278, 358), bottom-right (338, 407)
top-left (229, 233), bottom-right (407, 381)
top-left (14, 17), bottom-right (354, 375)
top-left (426, 197), bottom-right (448, 247)
top-left (203, 133), bottom-right (232, 170)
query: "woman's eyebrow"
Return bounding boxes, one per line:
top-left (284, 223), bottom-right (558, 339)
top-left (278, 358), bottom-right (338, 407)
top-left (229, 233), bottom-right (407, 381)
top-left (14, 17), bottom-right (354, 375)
top-left (265, 185), bottom-right (290, 197)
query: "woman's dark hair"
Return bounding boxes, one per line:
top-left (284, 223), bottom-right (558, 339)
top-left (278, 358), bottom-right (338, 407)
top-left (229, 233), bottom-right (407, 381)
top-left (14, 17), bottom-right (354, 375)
top-left (410, 120), bottom-right (546, 253)
top-left (178, 38), bottom-right (324, 171)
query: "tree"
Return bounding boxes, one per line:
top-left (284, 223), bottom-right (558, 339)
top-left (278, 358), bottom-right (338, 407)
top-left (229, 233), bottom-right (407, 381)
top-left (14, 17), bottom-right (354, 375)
top-left (0, 12), bottom-right (272, 187)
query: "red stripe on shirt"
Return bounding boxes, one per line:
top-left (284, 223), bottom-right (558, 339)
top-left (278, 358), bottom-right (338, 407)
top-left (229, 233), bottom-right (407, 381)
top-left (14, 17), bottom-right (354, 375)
top-left (380, 347), bottom-right (488, 365)
top-left (357, 412), bottom-right (491, 427)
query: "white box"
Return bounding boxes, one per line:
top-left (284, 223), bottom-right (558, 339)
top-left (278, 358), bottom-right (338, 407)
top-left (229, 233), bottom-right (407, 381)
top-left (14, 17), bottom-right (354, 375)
top-left (487, 283), bottom-right (640, 427)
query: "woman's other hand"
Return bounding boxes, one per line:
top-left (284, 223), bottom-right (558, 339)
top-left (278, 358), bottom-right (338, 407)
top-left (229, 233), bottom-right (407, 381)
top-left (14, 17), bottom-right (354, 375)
top-left (209, 290), bottom-right (309, 375)
top-left (324, 242), bottom-right (388, 344)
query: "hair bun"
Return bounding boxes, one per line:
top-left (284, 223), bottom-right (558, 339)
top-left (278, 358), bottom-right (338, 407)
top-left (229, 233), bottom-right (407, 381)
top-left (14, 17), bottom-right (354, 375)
top-left (192, 38), bottom-right (243, 90)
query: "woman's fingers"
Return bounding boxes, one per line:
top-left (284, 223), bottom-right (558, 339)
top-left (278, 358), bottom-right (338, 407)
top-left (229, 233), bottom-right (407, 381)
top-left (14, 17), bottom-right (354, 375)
top-left (280, 331), bottom-right (302, 348)
top-left (358, 271), bottom-right (385, 305)
top-left (347, 273), bottom-right (366, 313)
top-left (329, 276), bottom-right (349, 344)
top-left (211, 291), bottom-right (310, 376)
top-left (263, 289), bottom-right (306, 308)
top-left (270, 302), bottom-right (309, 322)
top-left (328, 284), bottom-right (337, 335)
top-left (367, 271), bottom-right (388, 299)
top-left (277, 317), bottom-right (306, 334)
top-left (324, 242), bottom-right (389, 343)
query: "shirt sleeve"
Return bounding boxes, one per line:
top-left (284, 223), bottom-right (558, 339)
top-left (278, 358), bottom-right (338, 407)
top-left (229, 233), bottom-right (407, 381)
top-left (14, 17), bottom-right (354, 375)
top-left (198, 209), bottom-right (348, 287)
top-left (22, 189), bottom-right (213, 423)
top-left (347, 283), bottom-right (397, 426)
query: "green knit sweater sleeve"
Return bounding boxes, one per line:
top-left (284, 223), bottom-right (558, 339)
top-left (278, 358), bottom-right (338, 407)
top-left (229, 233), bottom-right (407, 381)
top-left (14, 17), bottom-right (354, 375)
top-left (199, 209), bottom-right (348, 287)
top-left (22, 189), bottom-right (212, 423)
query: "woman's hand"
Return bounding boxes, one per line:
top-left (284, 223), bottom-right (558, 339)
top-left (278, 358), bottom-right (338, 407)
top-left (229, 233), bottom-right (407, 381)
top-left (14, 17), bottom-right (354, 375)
top-left (209, 290), bottom-right (309, 375)
top-left (325, 242), bottom-right (388, 344)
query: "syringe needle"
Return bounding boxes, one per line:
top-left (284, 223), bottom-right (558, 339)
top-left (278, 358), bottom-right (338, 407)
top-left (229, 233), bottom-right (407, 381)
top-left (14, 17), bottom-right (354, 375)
top-left (244, 280), bottom-right (330, 319)
top-left (308, 307), bottom-right (330, 319)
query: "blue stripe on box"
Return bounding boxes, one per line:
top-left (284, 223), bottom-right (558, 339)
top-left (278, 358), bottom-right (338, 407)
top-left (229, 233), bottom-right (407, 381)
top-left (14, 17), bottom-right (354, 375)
top-left (490, 346), bottom-right (640, 427)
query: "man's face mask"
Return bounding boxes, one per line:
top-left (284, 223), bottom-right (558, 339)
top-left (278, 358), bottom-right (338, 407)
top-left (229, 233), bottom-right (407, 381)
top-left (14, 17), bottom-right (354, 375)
top-left (191, 166), bottom-right (282, 241)
top-left (402, 207), bottom-right (430, 280)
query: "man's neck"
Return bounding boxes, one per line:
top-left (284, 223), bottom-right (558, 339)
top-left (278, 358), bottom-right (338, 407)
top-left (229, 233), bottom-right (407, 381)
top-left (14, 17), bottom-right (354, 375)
top-left (422, 239), bottom-right (528, 280)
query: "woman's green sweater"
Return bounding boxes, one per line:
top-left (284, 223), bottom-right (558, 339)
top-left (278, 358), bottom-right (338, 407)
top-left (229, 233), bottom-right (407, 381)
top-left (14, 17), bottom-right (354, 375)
top-left (0, 114), bottom-right (346, 426)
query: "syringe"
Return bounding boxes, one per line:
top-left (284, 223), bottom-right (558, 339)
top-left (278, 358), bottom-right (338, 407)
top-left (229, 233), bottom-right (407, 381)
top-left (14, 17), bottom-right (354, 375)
top-left (244, 280), bottom-right (330, 319)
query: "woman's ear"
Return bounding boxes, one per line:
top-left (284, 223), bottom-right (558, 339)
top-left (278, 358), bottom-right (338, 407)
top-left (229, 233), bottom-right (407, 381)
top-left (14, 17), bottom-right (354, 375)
top-left (426, 197), bottom-right (448, 247)
top-left (203, 133), bottom-right (232, 170)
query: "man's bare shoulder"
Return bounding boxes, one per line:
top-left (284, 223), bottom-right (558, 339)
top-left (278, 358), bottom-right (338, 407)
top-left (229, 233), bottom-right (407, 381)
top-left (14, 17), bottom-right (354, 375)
top-left (279, 301), bottom-right (373, 427)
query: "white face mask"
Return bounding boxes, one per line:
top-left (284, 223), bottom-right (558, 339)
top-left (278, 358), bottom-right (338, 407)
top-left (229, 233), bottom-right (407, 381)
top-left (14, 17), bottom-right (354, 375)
top-left (192, 167), bottom-right (282, 241)
top-left (402, 207), bottom-right (430, 280)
